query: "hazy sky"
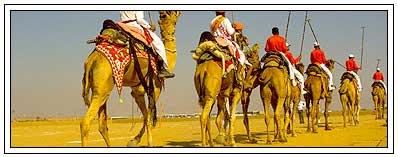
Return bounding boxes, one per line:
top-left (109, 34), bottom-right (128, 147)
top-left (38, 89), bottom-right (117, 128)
top-left (10, 10), bottom-right (388, 118)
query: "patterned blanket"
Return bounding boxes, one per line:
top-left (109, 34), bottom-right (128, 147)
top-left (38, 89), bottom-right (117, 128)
top-left (96, 42), bottom-right (158, 95)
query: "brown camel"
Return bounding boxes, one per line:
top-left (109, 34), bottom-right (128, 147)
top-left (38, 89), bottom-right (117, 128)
top-left (286, 63), bottom-right (305, 137)
top-left (339, 72), bottom-right (361, 127)
top-left (80, 11), bottom-right (181, 147)
top-left (304, 59), bottom-right (334, 133)
top-left (372, 82), bottom-right (386, 119)
top-left (193, 31), bottom-right (234, 147)
top-left (240, 44), bottom-right (261, 143)
top-left (214, 63), bottom-right (243, 147)
top-left (258, 52), bottom-right (291, 144)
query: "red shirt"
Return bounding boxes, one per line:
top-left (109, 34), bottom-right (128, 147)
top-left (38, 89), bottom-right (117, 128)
top-left (310, 48), bottom-right (327, 64)
top-left (373, 71), bottom-right (384, 81)
top-left (264, 35), bottom-right (287, 53)
top-left (285, 51), bottom-right (301, 64)
top-left (346, 59), bottom-right (360, 71)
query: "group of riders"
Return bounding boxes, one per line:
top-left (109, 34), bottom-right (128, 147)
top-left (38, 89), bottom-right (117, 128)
top-left (83, 10), bottom-right (387, 147)
top-left (119, 10), bottom-right (387, 102)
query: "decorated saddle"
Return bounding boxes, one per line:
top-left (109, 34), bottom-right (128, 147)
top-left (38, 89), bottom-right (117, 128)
top-left (340, 72), bottom-right (359, 91)
top-left (93, 20), bottom-right (159, 95)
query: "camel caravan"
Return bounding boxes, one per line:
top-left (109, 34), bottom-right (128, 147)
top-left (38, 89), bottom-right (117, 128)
top-left (80, 11), bottom-right (387, 147)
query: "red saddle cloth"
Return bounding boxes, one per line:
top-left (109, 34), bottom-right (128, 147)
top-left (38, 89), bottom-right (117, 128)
top-left (96, 42), bottom-right (130, 95)
top-left (96, 42), bottom-right (158, 95)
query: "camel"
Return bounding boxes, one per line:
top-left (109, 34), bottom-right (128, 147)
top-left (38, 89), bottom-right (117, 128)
top-left (240, 44), bottom-right (261, 142)
top-left (286, 63), bottom-right (305, 137)
top-left (214, 64), bottom-right (243, 147)
top-left (304, 59), bottom-right (334, 133)
top-left (80, 11), bottom-right (181, 147)
top-left (193, 31), bottom-right (246, 147)
top-left (258, 52), bottom-right (291, 144)
top-left (372, 82), bottom-right (386, 119)
top-left (339, 72), bottom-right (361, 127)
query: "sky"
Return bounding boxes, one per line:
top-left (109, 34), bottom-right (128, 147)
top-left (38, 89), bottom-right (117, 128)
top-left (9, 9), bottom-right (389, 118)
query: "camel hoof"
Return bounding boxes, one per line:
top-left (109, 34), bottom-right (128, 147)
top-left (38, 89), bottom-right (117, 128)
top-left (266, 140), bottom-right (272, 145)
top-left (325, 127), bottom-right (332, 131)
top-left (306, 129), bottom-right (311, 133)
top-left (126, 140), bottom-right (140, 147)
top-left (249, 138), bottom-right (258, 143)
top-left (291, 133), bottom-right (298, 137)
top-left (214, 135), bottom-right (225, 144)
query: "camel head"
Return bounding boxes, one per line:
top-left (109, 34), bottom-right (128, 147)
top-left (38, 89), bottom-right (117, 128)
top-left (295, 63), bottom-right (305, 74)
top-left (325, 59), bottom-right (335, 72)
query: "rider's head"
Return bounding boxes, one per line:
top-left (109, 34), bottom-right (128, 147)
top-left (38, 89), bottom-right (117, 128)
top-left (198, 31), bottom-right (216, 45)
top-left (349, 54), bottom-right (355, 59)
top-left (215, 11), bottom-right (226, 17)
top-left (313, 42), bottom-right (320, 49)
top-left (272, 27), bottom-right (279, 35)
top-left (377, 68), bottom-right (380, 72)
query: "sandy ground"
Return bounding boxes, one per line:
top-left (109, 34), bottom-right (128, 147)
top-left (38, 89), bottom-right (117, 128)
top-left (11, 111), bottom-right (387, 147)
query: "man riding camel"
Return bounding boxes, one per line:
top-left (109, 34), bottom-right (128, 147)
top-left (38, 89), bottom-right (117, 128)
top-left (120, 11), bottom-right (175, 78)
top-left (310, 42), bottom-right (335, 90)
top-left (210, 11), bottom-right (251, 68)
top-left (345, 54), bottom-right (362, 91)
top-left (285, 43), bottom-right (306, 94)
top-left (373, 68), bottom-right (387, 93)
top-left (264, 26), bottom-right (297, 88)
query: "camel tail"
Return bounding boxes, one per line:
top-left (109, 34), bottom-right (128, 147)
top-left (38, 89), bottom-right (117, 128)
top-left (339, 79), bottom-right (348, 94)
top-left (82, 56), bottom-right (94, 107)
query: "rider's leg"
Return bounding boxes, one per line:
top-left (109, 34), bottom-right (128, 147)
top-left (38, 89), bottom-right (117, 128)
top-left (293, 68), bottom-right (307, 94)
top-left (349, 71), bottom-right (362, 91)
top-left (320, 63), bottom-right (334, 90)
top-left (279, 52), bottom-right (296, 86)
top-left (148, 30), bottom-right (175, 78)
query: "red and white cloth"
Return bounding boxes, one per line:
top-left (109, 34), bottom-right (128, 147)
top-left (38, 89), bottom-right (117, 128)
top-left (96, 42), bottom-right (158, 95)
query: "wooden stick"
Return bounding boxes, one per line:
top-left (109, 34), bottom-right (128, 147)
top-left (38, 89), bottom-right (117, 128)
top-left (360, 26), bottom-right (365, 68)
top-left (299, 11), bottom-right (308, 57)
top-left (285, 11), bottom-right (291, 40)
top-left (306, 18), bottom-right (318, 44)
top-left (148, 11), bottom-right (154, 26)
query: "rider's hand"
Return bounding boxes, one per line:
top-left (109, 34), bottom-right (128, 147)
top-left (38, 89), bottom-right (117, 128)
top-left (150, 25), bottom-right (156, 32)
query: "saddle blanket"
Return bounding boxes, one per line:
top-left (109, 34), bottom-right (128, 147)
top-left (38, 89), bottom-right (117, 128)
top-left (96, 42), bottom-right (158, 95)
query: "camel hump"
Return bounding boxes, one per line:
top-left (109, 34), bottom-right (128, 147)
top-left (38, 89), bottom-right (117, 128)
top-left (341, 72), bottom-right (356, 81)
top-left (261, 52), bottom-right (286, 68)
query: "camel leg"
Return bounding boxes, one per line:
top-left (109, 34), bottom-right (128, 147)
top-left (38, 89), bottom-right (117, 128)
top-left (242, 89), bottom-right (254, 142)
top-left (274, 96), bottom-right (286, 142)
top-left (311, 99), bottom-right (319, 133)
top-left (201, 97), bottom-right (215, 147)
top-left (98, 103), bottom-right (111, 147)
top-left (227, 87), bottom-right (242, 146)
top-left (324, 97), bottom-right (332, 130)
top-left (127, 87), bottom-right (148, 147)
top-left (215, 96), bottom-right (226, 145)
top-left (261, 87), bottom-right (272, 144)
top-left (206, 116), bottom-right (214, 147)
top-left (340, 95), bottom-right (347, 128)
top-left (374, 96), bottom-right (380, 119)
top-left (290, 99), bottom-right (299, 137)
top-left (80, 88), bottom-right (112, 147)
top-left (305, 96), bottom-right (311, 132)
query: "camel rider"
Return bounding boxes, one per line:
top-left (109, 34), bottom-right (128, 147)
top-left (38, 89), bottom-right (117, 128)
top-left (373, 68), bottom-right (387, 93)
top-left (346, 54), bottom-right (362, 92)
top-left (310, 42), bottom-right (335, 90)
top-left (233, 22), bottom-right (249, 51)
top-left (285, 43), bottom-right (307, 94)
top-left (120, 11), bottom-right (175, 78)
top-left (264, 27), bottom-right (296, 86)
top-left (210, 11), bottom-right (252, 68)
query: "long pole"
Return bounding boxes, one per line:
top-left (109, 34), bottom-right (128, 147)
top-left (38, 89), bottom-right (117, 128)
top-left (306, 18), bottom-right (318, 44)
top-left (360, 26), bottom-right (365, 68)
top-left (299, 11), bottom-right (308, 57)
top-left (148, 11), bottom-right (154, 26)
top-left (285, 11), bottom-right (291, 40)
top-left (376, 59), bottom-right (381, 69)
top-left (231, 11), bottom-right (235, 24)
